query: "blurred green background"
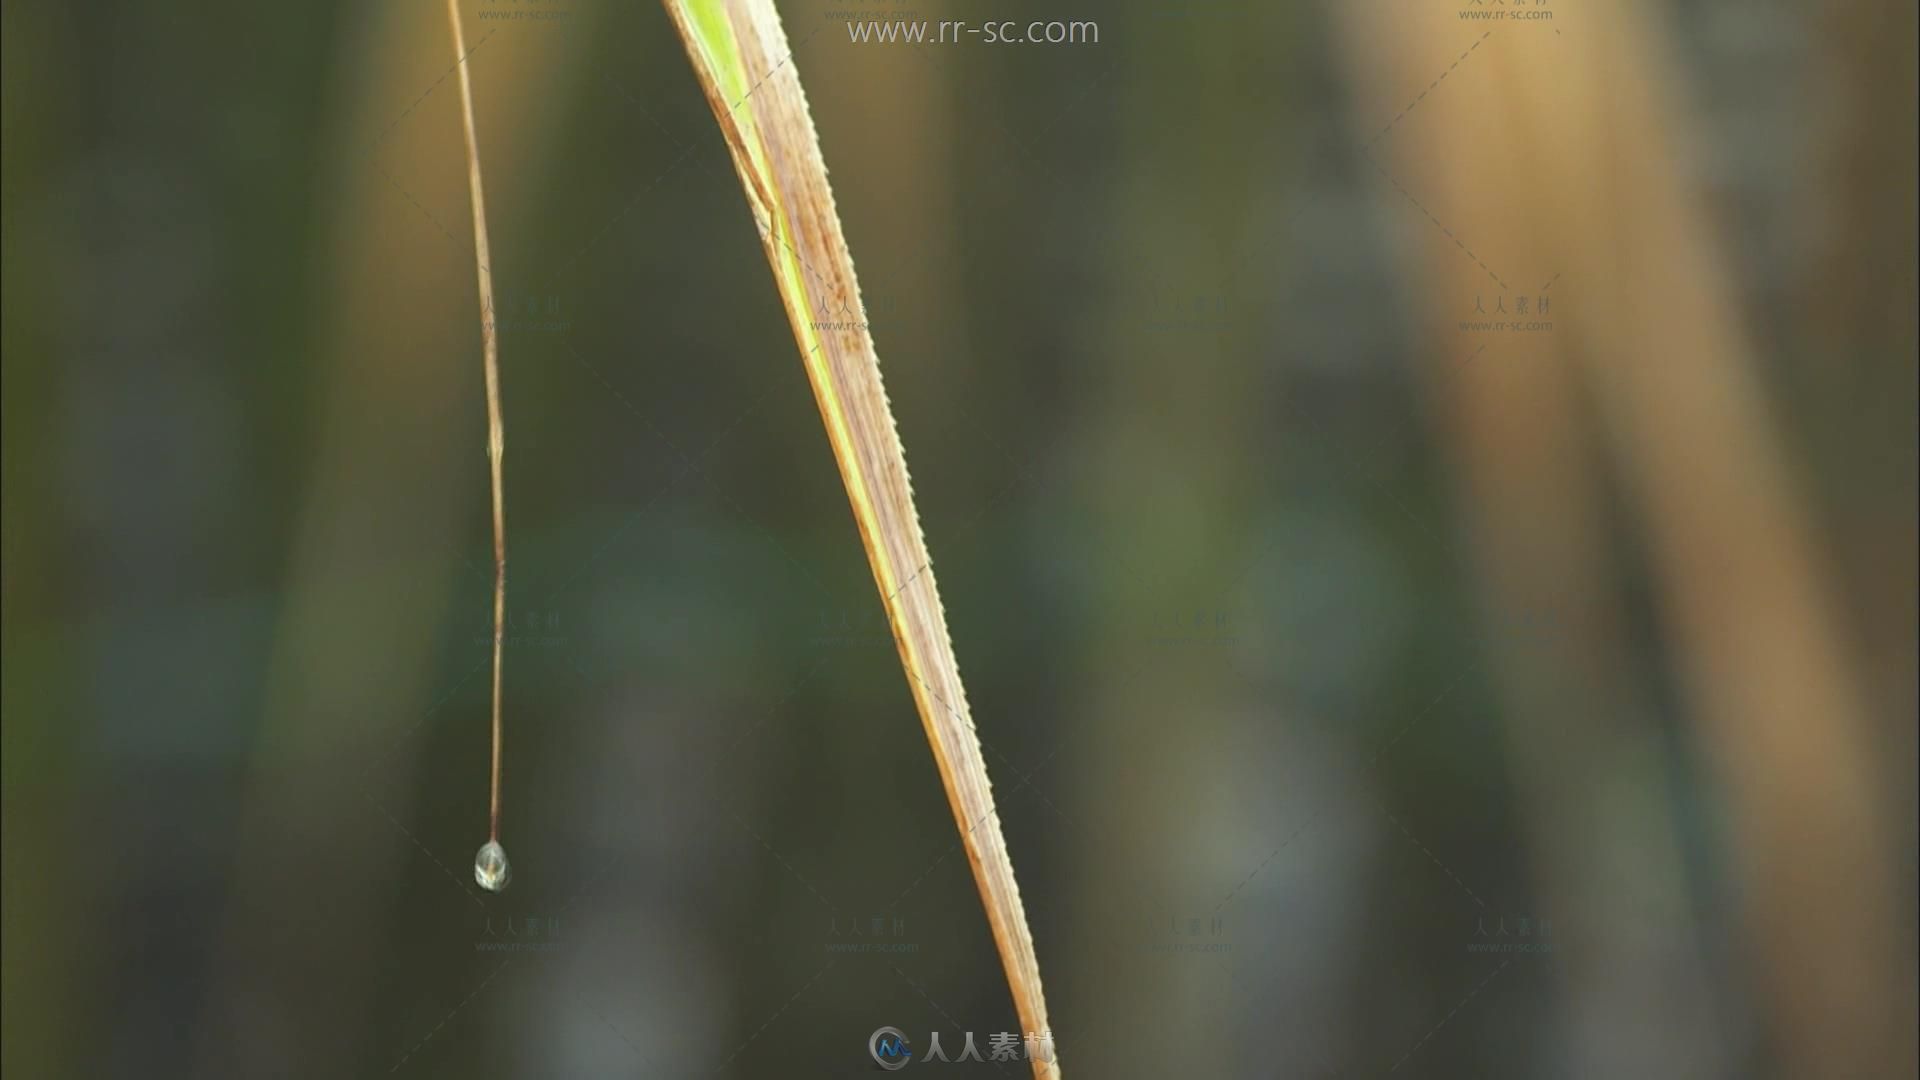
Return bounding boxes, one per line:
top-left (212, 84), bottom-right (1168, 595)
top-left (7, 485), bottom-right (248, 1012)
top-left (2, 1), bottom-right (1915, 1076)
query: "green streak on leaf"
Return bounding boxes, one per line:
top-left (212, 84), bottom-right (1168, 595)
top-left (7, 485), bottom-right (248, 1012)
top-left (666, 0), bottom-right (825, 362)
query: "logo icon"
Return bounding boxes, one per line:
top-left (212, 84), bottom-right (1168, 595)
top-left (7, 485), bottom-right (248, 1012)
top-left (870, 1026), bottom-right (913, 1070)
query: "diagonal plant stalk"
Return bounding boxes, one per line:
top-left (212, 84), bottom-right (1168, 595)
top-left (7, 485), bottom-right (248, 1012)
top-left (660, 1), bottom-right (1059, 1073)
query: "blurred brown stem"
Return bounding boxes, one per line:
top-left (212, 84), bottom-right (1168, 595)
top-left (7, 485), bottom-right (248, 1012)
top-left (1334, 6), bottom-right (1908, 1074)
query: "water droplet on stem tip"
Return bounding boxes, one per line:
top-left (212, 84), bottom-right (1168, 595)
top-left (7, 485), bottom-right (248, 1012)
top-left (474, 840), bottom-right (511, 892)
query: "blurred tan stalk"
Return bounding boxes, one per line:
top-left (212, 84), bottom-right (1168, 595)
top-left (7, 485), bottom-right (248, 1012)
top-left (1333, 4), bottom-right (1909, 1075)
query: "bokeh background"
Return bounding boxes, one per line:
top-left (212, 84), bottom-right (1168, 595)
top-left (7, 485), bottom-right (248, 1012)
top-left (3, 1), bottom-right (1915, 1076)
